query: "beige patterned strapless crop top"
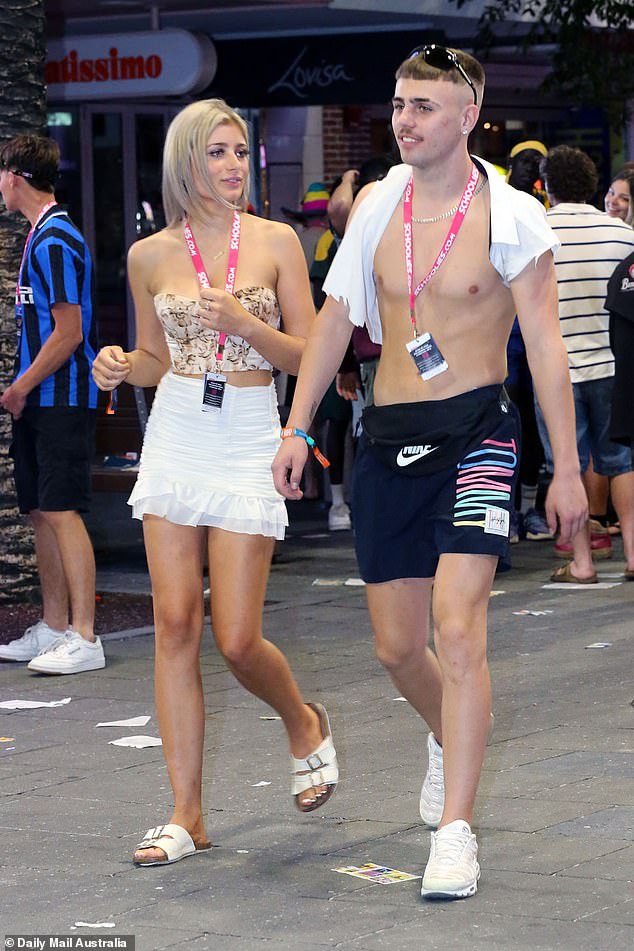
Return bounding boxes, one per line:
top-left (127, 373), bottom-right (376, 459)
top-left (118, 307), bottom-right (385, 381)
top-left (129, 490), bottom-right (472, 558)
top-left (153, 287), bottom-right (281, 374)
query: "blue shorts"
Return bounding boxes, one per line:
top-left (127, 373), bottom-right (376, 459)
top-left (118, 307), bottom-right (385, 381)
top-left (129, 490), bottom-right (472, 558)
top-left (535, 376), bottom-right (631, 477)
top-left (573, 377), bottom-right (631, 476)
top-left (352, 391), bottom-right (520, 583)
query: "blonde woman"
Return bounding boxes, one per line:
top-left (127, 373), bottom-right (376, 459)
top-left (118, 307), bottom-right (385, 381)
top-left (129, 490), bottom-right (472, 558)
top-left (92, 100), bottom-right (338, 866)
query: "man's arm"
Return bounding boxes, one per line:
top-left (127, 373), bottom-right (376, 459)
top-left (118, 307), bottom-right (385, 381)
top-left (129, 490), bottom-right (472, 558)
top-left (327, 169), bottom-right (359, 237)
top-left (271, 295), bottom-right (353, 499)
top-left (0, 302), bottom-right (83, 418)
top-left (511, 251), bottom-right (588, 542)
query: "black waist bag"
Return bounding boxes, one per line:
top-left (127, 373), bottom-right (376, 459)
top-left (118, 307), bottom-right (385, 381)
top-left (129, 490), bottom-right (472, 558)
top-left (362, 385), bottom-right (510, 477)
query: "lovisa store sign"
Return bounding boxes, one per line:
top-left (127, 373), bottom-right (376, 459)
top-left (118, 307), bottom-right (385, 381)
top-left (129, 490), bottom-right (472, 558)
top-left (46, 30), bottom-right (217, 100)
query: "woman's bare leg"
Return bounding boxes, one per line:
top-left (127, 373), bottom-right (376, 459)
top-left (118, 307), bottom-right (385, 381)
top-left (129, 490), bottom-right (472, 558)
top-left (133, 515), bottom-right (208, 863)
top-left (207, 527), bottom-right (331, 808)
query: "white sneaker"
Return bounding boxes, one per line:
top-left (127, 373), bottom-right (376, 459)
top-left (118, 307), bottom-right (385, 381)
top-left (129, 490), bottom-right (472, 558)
top-left (328, 502), bottom-right (352, 531)
top-left (420, 732), bottom-right (444, 827)
top-left (0, 620), bottom-right (65, 662)
top-left (419, 714), bottom-right (495, 827)
top-left (421, 819), bottom-right (480, 899)
top-left (27, 630), bottom-right (106, 675)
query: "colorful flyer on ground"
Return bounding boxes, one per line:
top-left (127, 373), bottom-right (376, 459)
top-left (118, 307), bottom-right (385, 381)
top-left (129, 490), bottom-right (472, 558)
top-left (333, 863), bottom-right (421, 884)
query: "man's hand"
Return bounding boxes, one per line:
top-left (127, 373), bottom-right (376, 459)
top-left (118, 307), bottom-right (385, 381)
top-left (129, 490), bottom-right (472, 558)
top-left (545, 471), bottom-right (588, 544)
top-left (272, 436), bottom-right (309, 500)
top-left (336, 371), bottom-right (360, 401)
top-left (0, 382), bottom-right (27, 419)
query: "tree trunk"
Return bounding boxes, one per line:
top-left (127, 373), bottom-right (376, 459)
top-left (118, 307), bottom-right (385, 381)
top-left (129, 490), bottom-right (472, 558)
top-left (0, 0), bottom-right (47, 603)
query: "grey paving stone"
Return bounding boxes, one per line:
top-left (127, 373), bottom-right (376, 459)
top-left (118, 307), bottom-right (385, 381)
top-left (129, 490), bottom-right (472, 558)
top-left (549, 806), bottom-right (634, 840)
top-left (336, 913), bottom-right (634, 951)
top-left (561, 842), bottom-right (634, 881)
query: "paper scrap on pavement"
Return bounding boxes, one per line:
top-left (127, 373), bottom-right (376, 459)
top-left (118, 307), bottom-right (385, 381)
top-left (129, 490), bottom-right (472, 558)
top-left (108, 735), bottom-right (162, 748)
top-left (344, 578), bottom-right (366, 586)
top-left (74, 922), bottom-right (115, 928)
top-left (97, 715), bottom-right (151, 728)
top-left (392, 697), bottom-right (408, 702)
top-left (250, 780), bottom-right (272, 787)
top-left (0, 737), bottom-right (15, 742)
top-left (585, 642), bottom-right (612, 649)
top-left (490, 590), bottom-right (506, 597)
top-left (333, 863), bottom-right (421, 884)
top-left (513, 609), bottom-right (554, 616)
top-left (259, 715), bottom-right (282, 721)
top-left (543, 582), bottom-right (622, 590)
top-left (0, 697), bottom-right (72, 710)
top-left (312, 578), bottom-right (345, 586)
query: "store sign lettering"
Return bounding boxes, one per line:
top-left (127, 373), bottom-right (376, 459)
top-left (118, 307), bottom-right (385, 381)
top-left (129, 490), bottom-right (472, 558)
top-left (268, 47), bottom-right (354, 99)
top-left (46, 48), bottom-right (162, 84)
top-left (46, 30), bottom-right (216, 100)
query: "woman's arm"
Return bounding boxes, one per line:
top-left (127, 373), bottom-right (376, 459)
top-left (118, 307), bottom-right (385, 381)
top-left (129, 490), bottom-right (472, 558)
top-left (93, 238), bottom-right (171, 391)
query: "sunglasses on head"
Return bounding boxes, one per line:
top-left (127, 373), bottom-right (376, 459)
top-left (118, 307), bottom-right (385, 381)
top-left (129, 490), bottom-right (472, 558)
top-left (407, 44), bottom-right (478, 106)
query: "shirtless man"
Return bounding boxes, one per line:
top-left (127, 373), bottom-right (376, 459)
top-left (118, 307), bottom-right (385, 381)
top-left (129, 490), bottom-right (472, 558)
top-left (272, 46), bottom-right (587, 899)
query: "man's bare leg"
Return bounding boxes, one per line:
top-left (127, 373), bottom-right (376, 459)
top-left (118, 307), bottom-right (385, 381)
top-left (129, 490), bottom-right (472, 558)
top-left (567, 522), bottom-right (596, 580)
top-left (366, 577), bottom-right (443, 740)
top-left (37, 509), bottom-right (96, 639)
top-left (432, 553), bottom-right (497, 827)
top-left (30, 509), bottom-right (69, 632)
top-left (610, 471), bottom-right (634, 571)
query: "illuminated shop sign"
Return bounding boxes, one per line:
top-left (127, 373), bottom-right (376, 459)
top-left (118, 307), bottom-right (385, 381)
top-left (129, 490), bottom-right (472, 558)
top-left (46, 30), bottom-right (217, 100)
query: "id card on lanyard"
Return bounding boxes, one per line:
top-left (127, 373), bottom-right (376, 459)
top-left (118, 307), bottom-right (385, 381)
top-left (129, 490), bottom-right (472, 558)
top-left (15, 200), bottom-right (57, 345)
top-left (183, 210), bottom-right (241, 412)
top-left (403, 164), bottom-right (479, 381)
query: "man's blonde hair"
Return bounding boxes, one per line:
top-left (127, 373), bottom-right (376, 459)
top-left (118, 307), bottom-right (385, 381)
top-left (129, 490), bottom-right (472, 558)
top-left (162, 99), bottom-right (250, 226)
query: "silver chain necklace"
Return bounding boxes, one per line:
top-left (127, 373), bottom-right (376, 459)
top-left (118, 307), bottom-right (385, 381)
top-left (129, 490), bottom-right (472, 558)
top-left (409, 176), bottom-right (486, 224)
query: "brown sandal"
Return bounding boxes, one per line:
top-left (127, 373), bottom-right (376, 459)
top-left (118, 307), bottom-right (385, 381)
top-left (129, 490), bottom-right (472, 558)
top-left (550, 562), bottom-right (597, 584)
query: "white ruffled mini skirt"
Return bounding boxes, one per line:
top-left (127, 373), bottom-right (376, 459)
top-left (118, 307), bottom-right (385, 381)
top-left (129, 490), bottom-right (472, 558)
top-left (128, 372), bottom-right (288, 539)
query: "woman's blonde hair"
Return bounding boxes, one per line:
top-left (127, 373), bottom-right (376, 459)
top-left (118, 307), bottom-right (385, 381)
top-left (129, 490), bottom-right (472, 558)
top-left (162, 99), bottom-right (250, 226)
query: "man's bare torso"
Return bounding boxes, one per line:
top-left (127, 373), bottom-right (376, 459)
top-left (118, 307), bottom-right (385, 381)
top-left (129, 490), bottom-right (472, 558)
top-left (372, 179), bottom-right (517, 406)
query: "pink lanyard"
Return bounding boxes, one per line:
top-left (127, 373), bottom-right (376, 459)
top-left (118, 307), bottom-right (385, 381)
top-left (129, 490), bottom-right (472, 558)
top-left (184, 210), bottom-right (241, 368)
top-left (16, 200), bottom-right (57, 307)
top-left (403, 163), bottom-right (479, 337)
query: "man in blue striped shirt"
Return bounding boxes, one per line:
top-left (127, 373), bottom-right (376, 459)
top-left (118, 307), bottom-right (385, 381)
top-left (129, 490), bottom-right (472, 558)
top-left (541, 145), bottom-right (634, 583)
top-left (0, 135), bottom-right (105, 673)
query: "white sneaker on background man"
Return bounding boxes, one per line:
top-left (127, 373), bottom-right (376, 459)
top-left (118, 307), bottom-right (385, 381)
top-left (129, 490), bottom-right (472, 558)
top-left (0, 620), bottom-right (65, 662)
top-left (27, 630), bottom-right (105, 675)
top-left (328, 502), bottom-right (352, 531)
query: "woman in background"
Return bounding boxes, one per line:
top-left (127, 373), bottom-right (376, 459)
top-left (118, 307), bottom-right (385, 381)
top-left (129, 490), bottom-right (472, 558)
top-left (605, 168), bottom-right (634, 226)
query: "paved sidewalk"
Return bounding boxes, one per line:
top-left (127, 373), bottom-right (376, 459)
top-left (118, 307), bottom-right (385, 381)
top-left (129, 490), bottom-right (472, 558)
top-left (1, 514), bottom-right (633, 950)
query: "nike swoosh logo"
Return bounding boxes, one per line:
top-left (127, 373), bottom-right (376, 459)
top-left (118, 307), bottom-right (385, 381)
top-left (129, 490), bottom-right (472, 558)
top-left (396, 446), bottom-right (438, 467)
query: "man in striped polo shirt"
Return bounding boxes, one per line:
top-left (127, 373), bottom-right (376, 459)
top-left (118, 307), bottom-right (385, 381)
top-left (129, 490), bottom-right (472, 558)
top-left (541, 145), bottom-right (634, 583)
top-left (0, 135), bottom-right (105, 673)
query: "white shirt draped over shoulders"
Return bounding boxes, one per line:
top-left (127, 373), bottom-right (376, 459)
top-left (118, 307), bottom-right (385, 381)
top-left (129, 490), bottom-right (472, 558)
top-left (322, 157), bottom-right (560, 344)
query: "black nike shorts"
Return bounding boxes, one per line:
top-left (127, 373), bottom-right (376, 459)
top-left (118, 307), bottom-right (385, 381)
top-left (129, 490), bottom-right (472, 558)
top-left (352, 388), bottom-right (520, 583)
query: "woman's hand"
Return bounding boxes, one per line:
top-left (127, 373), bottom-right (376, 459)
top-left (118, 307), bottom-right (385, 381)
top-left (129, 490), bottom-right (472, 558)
top-left (198, 287), bottom-right (251, 338)
top-left (92, 345), bottom-right (131, 391)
